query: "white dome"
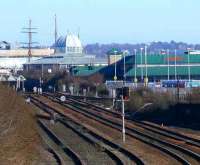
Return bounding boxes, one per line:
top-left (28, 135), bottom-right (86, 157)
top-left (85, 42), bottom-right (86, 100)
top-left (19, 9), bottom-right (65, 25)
top-left (65, 34), bottom-right (83, 54)
top-left (66, 34), bottom-right (82, 47)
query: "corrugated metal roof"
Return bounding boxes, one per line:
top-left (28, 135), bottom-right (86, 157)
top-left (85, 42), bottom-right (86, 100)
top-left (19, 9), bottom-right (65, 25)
top-left (73, 66), bottom-right (105, 76)
top-left (25, 54), bottom-right (96, 65)
top-left (126, 66), bottom-right (200, 76)
top-left (134, 54), bottom-right (200, 64)
top-left (24, 53), bottom-right (108, 66)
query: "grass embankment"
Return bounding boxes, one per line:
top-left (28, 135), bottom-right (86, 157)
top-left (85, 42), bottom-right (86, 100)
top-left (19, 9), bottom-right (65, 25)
top-left (0, 85), bottom-right (54, 164)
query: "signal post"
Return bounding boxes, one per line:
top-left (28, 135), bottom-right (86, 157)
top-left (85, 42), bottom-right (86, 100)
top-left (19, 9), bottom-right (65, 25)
top-left (106, 81), bottom-right (129, 143)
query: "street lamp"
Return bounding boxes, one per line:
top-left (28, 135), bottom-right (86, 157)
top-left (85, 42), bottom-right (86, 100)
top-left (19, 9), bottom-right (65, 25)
top-left (140, 48), bottom-right (144, 81)
top-left (144, 45), bottom-right (148, 87)
top-left (123, 50), bottom-right (129, 82)
top-left (175, 49), bottom-right (177, 80)
top-left (112, 50), bottom-right (118, 109)
top-left (167, 49), bottom-right (170, 81)
top-left (134, 49), bottom-right (137, 86)
top-left (187, 48), bottom-right (191, 82)
top-left (114, 50), bottom-right (118, 81)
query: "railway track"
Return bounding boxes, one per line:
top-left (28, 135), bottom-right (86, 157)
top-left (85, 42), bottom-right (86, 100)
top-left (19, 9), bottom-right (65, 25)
top-left (38, 119), bottom-right (86, 165)
top-left (39, 120), bottom-right (69, 165)
top-left (47, 147), bottom-right (63, 165)
top-left (41, 92), bottom-right (200, 165)
top-left (31, 95), bottom-right (187, 164)
top-left (64, 96), bottom-right (200, 147)
top-left (56, 92), bottom-right (200, 148)
top-left (42, 138), bottom-right (65, 165)
top-left (31, 96), bottom-right (144, 165)
top-left (41, 118), bottom-right (122, 165)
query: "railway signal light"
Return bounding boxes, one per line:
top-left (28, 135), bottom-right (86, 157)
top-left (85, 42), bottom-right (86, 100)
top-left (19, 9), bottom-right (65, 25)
top-left (116, 87), bottom-right (130, 101)
top-left (123, 87), bottom-right (129, 101)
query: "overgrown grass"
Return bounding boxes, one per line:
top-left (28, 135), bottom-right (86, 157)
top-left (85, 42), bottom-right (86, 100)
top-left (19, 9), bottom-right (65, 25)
top-left (126, 88), bottom-right (175, 113)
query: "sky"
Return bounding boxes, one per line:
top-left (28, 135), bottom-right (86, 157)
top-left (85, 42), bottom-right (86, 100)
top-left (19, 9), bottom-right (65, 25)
top-left (1, 0), bottom-right (200, 46)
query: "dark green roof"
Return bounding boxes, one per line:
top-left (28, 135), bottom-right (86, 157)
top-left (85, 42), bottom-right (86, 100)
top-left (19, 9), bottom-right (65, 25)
top-left (126, 66), bottom-right (200, 77)
top-left (72, 66), bottom-right (104, 76)
top-left (135, 54), bottom-right (200, 64)
top-left (72, 54), bottom-right (200, 78)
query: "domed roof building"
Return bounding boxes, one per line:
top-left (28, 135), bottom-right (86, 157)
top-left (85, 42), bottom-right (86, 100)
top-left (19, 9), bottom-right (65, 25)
top-left (53, 34), bottom-right (83, 54)
top-left (65, 34), bottom-right (83, 54)
top-left (24, 33), bottom-right (108, 72)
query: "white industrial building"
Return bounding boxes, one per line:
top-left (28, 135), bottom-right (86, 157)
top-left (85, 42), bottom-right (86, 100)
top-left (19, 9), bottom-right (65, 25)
top-left (0, 57), bottom-right (39, 70)
top-left (0, 49), bottom-right (54, 72)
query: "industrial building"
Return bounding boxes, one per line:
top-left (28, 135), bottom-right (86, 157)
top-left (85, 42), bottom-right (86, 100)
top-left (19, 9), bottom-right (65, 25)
top-left (24, 43), bottom-right (200, 83)
top-left (70, 49), bottom-right (200, 83)
top-left (0, 47), bottom-right (54, 70)
top-left (126, 53), bottom-right (200, 81)
top-left (23, 34), bottom-right (108, 72)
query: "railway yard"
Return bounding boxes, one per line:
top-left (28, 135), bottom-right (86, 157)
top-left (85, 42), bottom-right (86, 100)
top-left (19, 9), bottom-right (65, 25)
top-left (26, 92), bottom-right (200, 165)
top-left (0, 84), bottom-right (200, 165)
top-left (2, 1), bottom-right (200, 165)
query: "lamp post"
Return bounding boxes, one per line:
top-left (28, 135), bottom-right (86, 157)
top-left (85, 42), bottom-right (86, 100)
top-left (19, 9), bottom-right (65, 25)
top-left (134, 49), bottom-right (137, 86)
top-left (114, 50), bottom-right (118, 81)
top-left (144, 45), bottom-right (148, 87)
top-left (113, 50), bottom-right (118, 109)
top-left (167, 49), bottom-right (170, 81)
top-left (123, 50), bottom-right (128, 82)
top-left (140, 48), bottom-right (144, 81)
top-left (187, 48), bottom-right (191, 82)
top-left (175, 49), bottom-right (177, 80)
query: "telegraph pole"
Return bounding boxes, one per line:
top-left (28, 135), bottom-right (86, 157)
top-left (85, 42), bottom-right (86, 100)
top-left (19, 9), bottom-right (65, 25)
top-left (21, 19), bottom-right (37, 63)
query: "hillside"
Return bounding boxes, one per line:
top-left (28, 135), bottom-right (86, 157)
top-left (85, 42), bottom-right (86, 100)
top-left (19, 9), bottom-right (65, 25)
top-left (0, 85), bottom-right (54, 164)
top-left (84, 41), bottom-right (200, 57)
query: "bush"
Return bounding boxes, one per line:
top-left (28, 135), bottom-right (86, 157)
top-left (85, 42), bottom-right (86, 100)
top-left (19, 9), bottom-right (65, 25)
top-left (187, 88), bottom-right (200, 104)
top-left (127, 88), bottom-right (174, 112)
top-left (97, 84), bottom-right (109, 97)
top-left (151, 92), bottom-right (174, 110)
top-left (127, 91), bottom-right (144, 111)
